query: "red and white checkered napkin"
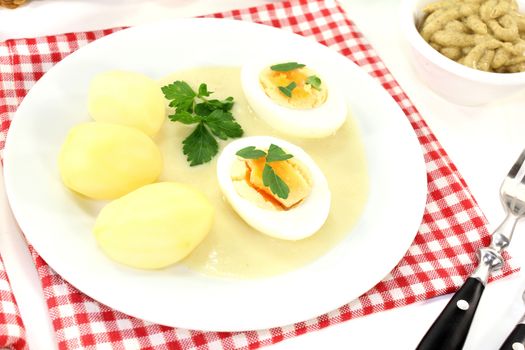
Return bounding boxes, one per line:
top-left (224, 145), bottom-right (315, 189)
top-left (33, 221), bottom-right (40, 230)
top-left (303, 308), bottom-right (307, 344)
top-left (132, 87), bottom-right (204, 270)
top-left (0, 0), bottom-right (520, 348)
top-left (0, 256), bottom-right (27, 350)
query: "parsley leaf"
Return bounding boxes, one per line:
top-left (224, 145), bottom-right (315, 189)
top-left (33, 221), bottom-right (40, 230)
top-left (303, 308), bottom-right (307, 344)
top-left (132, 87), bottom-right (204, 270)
top-left (262, 164), bottom-right (290, 199)
top-left (194, 97), bottom-right (234, 116)
top-left (236, 146), bottom-right (267, 159)
top-left (194, 103), bottom-right (213, 117)
top-left (161, 81), bottom-right (196, 100)
top-left (305, 75), bottom-right (322, 90)
top-left (162, 80), bottom-right (244, 166)
top-left (182, 123), bottom-right (218, 166)
top-left (236, 144), bottom-right (294, 199)
top-left (270, 62), bottom-right (306, 72)
top-left (205, 97), bottom-right (234, 112)
top-left (266, 144), bottom-right (294, 162)
top-left (168, 110), bottom-right (201, 124)
top-left (161, 81), bottom-right (196, 112)
top-left (278, 82), bottom-right (297, 98)
top-left (198, 83), bottom-right (211, 97)
top-left (205, 110), bottom-right (243, 140)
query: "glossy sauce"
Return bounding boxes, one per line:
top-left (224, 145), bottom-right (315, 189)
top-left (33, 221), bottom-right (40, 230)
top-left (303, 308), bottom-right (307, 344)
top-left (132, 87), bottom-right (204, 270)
top-left (157, 67), bottom-right (368, 278)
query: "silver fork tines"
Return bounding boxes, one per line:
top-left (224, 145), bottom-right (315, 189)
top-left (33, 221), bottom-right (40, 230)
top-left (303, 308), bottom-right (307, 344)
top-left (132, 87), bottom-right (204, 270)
top-left (507, 149), bottom-right (525, 180)
top-left (500, 149), bottom-right (525, 217)
top-left (487, 149), bottom-right (525, 257)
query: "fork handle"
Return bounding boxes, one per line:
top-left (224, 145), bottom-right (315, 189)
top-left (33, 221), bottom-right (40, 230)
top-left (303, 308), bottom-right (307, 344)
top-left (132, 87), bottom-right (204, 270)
top-left (499, 323), bottom-right (525, 350)
top-left (416, 277), bottom-right (485, 350)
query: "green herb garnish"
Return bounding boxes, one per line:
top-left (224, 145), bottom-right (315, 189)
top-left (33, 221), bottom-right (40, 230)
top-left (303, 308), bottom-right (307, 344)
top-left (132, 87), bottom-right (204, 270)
top-left (270, 62), bottom-right (305, 72)
top-left (305, 75), bottom-right (322, 90)
top-left (266, 143), bottom-right (294, 162)
top-left (262, 164), bottom-right (290, 200)
top-left (236, 144), bottom-right (293, 199)
top-left (182, 123), bottom-right (218, 166)
top-left (235, 146), bottom-right (267, 159)
top-left (162, 81), bottom-right (243, 166)
top-left (278, 81), bottom-right (297, 98)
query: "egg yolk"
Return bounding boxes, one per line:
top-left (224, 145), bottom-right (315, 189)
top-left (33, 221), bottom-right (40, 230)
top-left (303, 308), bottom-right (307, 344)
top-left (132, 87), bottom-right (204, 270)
top-left (259, 66), bottom-right (327, 109)
top-left (231, 157), bottom-right (312, 211)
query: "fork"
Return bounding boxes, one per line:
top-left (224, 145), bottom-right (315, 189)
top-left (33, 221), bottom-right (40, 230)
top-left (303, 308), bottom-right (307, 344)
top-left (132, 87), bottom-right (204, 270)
top-left (417, 149), bottom-right (525, 350)
top-left (499, 289), bottom-right (525, 349)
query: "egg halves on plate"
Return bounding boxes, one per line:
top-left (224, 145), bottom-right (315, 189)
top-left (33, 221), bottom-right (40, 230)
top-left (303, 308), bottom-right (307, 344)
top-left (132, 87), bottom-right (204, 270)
top-left (217, 136), bottom-right (331, 240)
top-left (241, 60), bottom-right (347, 138)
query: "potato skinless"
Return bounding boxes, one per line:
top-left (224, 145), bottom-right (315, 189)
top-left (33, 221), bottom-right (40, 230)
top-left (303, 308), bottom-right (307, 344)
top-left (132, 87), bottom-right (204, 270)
top-left (58, 123), bottom-right (163, 200)
top-left (93, 182), bottom-right (215, 269)
top-left (419, 0), bottom-right (525, 72)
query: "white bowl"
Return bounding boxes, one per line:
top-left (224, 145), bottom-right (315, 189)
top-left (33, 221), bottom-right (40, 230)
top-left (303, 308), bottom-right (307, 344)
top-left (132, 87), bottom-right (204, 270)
top-left (400, 0), bottom-right (525, 106)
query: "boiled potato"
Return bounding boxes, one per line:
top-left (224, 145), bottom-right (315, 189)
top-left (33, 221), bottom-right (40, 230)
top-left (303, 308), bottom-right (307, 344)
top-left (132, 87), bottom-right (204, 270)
top-left (88, 70), bottom-right (166, 137)
top-left (93, 182), bottom-right (215, 269)
top-left (58, 122), bottom-right (162, 200)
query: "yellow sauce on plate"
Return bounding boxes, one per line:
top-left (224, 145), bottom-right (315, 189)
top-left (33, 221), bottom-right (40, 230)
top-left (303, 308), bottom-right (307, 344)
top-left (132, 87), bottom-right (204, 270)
top-left (157, 67), bottom-right (368, 278)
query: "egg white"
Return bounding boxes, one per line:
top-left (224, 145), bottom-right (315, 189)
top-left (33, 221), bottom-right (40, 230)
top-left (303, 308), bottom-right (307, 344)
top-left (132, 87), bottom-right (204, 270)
top-left (241, 60), bottom-right (347, 138)
top-left (217, 136), bottom-right (331, 241)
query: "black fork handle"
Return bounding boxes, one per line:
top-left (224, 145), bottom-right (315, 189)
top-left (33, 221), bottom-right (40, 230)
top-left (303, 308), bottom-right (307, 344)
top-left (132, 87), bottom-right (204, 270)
top-left (416, 277), bottom-right (485, 350)
top-left (499, 323), bottom-right (525, 350)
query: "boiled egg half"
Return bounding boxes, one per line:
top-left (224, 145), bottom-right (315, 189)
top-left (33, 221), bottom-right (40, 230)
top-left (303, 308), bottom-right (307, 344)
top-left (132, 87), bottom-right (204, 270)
top-left (241, 60), bottom-right (347, 138)
top-left (217, 136), bottom-right (331, 240)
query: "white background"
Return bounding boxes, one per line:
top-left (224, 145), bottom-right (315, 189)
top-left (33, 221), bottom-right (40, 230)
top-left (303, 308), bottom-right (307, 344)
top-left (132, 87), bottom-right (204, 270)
top-left (1, 1), bottom-right (525, 349)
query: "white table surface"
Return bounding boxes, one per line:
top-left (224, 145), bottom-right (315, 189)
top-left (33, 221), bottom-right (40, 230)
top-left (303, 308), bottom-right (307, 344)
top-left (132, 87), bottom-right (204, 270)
top-left (1, 1), bottom-right (525, 349)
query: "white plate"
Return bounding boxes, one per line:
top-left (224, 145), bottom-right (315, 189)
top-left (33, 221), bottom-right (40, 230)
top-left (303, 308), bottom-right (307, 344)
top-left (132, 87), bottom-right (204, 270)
top-left (3, 18), bottom-right (427, 331)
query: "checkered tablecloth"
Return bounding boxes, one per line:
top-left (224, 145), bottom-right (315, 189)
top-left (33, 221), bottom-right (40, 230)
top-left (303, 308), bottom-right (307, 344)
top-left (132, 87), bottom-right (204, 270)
top-left (0, 256), bottom-right (26, 350)
top-left (0, 0), bottom-right (520, 349)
